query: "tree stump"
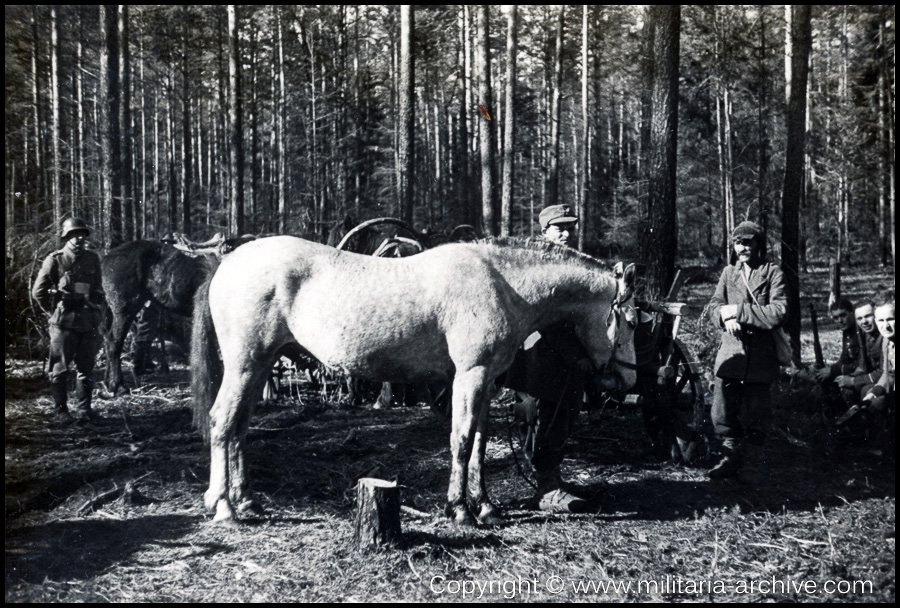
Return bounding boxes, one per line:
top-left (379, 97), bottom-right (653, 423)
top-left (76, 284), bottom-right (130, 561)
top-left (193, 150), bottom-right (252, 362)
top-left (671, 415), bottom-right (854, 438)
top-left (352, 478), bottom-right (402, 549)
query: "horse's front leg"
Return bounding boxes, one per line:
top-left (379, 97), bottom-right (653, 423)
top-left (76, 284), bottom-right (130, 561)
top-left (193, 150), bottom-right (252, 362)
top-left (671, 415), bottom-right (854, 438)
top-left (444, 368), bottom-right (489, 526)
top-left (466, 391), bottom-right (503, 525)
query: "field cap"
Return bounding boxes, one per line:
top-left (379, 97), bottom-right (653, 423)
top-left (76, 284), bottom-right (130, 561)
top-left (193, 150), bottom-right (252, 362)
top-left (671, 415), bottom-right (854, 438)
top-left (732, 221), bottom-right (763, 241)
top-left (539, 205), bottom-right (578, 230)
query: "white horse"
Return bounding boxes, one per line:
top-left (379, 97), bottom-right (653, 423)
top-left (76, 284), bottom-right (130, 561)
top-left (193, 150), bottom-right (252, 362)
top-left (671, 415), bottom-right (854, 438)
top-left (191, 236), bottom-right (636, 525)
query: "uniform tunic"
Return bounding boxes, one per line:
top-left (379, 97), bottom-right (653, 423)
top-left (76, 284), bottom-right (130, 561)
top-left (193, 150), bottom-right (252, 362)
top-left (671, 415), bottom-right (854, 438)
top-left (32, 245), bottom-right (105, 409)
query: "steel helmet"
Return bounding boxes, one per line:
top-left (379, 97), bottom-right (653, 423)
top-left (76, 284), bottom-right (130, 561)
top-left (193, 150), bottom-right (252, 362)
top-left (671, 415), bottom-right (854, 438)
top-left (60, 217), bottom-right (91, 240)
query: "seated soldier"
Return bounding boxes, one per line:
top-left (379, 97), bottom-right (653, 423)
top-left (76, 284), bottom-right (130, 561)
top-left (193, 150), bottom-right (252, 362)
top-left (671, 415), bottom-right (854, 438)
top-left (838, 300), bottom-right (895, 438)
top-left (834, 300), bottom-right (883, 407)
top-left (813, 298), bottom-right (862, 411)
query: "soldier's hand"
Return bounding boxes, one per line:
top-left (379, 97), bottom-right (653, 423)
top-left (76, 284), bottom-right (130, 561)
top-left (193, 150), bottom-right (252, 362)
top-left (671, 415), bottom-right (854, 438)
top-left (835, 375), bottom-right (854, 389)
top-left (813, 367), bottom-right (830, 382)
top-left (723, 319), bottom-right (742, 336)
top-left (720, 305), bottom-right (739, 322)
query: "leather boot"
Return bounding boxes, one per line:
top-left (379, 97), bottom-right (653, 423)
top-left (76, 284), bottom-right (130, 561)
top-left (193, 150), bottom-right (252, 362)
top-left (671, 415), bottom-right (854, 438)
top-left (533, 468), bottom-right (590, 513)
top-left (74, 377), bottom-right (99, 421)
top-left (709, 438), bottom-right (742, 480)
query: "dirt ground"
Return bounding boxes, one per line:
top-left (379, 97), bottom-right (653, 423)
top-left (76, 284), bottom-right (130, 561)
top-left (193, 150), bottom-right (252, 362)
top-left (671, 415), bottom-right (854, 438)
top-left (5, 268), bottom-right (896, 602)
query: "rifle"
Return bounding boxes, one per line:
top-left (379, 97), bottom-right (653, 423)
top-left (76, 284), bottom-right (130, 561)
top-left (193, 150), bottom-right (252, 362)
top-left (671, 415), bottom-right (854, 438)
top-left (809, 303), bottom-right (825, 369)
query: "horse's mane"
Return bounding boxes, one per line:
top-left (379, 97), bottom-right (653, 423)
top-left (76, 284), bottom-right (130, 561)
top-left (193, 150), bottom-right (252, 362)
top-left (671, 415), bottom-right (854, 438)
top-left (479, 236), bottom-right (614, 273)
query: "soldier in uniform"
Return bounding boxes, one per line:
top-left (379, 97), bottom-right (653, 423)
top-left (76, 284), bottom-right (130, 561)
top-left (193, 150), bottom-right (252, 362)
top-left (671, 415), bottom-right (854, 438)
top-left (504, 204), bottom-right (618, 512)
top-left (132, 300), bottom-right (164, 375)
top-left (32, 218), bottom-right (106, 423)
top-left (834, 300), bottom-right (883, 407)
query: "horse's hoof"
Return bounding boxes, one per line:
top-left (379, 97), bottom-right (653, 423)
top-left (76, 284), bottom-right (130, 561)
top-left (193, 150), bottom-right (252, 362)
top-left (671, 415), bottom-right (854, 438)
top-left (445, 503), bottom-right (477, 527)
top-left (203, 489), bottom-right (222, 512)
top-left (475, 503), bottom-right (504, 526)
top-left (237, 499), bottom-right (265, 516)
top-left (213, 499), bottom-right (236, 522)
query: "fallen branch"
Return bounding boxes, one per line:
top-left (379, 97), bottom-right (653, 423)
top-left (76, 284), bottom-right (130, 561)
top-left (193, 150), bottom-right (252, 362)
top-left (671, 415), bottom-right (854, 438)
top-left (77, 472), bottom-right (153, 516)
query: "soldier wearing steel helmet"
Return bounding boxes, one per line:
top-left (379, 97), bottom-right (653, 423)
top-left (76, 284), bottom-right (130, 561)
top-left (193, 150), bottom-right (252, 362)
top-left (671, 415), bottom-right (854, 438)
top-left (32, 218), bottom-right (106, 423)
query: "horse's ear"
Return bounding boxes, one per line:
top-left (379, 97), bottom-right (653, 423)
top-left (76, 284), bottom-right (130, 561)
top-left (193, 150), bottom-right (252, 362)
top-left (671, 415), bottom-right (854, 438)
top-left (623, 263), bottom-right (636, 287)
top-left (614, 261), bottom-right (624, 279)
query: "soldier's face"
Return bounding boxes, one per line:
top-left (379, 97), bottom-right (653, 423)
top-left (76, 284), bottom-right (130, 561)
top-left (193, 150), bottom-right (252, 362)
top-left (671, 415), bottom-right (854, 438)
top-left (66, 231), bottom-right (89, 254)
top-left (875, 304), bottom-right (895, 341)
top-left (544, 222), bottom-right (576, 247)
top-left (733, 237), bottom-right (759, 264)
top-left (831, 308), bottom-right (854, 332)
top-left (855, 304), bottom-right (876, 334)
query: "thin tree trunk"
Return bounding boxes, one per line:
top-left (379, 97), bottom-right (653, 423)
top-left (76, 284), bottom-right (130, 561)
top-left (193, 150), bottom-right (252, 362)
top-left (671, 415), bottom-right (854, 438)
top-left (166, 71), bottom-right (177, 235)
top-left (101, 5), bottom-right (122, 249)
top-left (579, 5), bottom-right (589, 250)
top-left (180, 5), bottom-right (192, 237)
top-left (546, 5), bottom-right (564, 209)
top-left (757, 5), bottom-right (770, 256)
top-left (458, 7), bottom-right (472, 227)
top-left (475, 6), bottom-right (497, 235)
top-left (276, 7), bottom-right (286, 234)
top-left (120, 5), bottom-right (134, 241)
top-left (138, 28), bottom-right (146, 238)
top-left (31, 7), bottom-right (45, 230)
top-left (227, 5), bottom-right (244, 237)
top-left (398, 6), bottom-right (415, 225)
top-left (500, 5), bottom-right (517, 238)
top-left (50, 6), bottom-right (61, 230)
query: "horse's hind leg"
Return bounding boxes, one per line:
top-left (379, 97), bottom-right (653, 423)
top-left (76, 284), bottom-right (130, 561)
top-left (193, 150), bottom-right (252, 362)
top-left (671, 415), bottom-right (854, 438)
top-left (228, 389), bottom-right (266, 515)
top-left (205, 364), bottom-right (270, 521)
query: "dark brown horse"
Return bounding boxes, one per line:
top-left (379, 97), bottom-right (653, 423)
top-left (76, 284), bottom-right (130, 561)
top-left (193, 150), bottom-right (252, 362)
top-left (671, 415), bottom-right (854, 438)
top-left (101, 240), bottom-right (215, 393)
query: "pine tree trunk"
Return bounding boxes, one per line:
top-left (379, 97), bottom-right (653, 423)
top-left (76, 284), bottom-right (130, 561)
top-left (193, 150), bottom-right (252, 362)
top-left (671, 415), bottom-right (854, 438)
top-left (475, 6), bottom-right (497, 236)
top-left (780, 5), bottom-right (812, 355)
top-left (398, 6), bottom-right (415, 225)
top-left (50, 6), bottom-right (61, 231)
top-left (121, 5), bottom-right (134, 241)
top-left (546, 6), bottom-right (564, 210)
top-left (180, 6), bottom-right (192, 237)
top-left (227, 5), bottom-right (244, 237)
top-left (31, 7), bottom-right (45, 231)
top-left (500, 5), bottom-right (517, 238)
top-left (639, 5), bottom-right (680, 301)
top-left (276, 7), bottom-right (286, 234)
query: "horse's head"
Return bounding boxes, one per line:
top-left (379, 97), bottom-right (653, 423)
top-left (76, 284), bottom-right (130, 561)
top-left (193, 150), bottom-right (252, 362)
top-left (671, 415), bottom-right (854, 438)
top-left (606, 262), bottom-right (638, 391)
top-left (574, 262), bottom-right (637, 391)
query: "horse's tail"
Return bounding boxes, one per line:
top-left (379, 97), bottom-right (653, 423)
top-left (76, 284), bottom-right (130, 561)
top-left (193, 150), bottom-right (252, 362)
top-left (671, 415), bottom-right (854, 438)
top-left (190, 255), bottom-right (223, 444)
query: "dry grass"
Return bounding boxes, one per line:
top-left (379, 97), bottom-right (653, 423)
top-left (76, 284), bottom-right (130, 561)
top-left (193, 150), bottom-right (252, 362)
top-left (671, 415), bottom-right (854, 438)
top-left (5, 264), bottom-right (895, 603)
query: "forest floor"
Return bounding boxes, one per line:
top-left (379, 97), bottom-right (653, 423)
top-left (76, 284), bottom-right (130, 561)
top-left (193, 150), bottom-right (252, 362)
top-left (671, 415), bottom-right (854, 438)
top-left (5, 263), bottom-right (895, 602)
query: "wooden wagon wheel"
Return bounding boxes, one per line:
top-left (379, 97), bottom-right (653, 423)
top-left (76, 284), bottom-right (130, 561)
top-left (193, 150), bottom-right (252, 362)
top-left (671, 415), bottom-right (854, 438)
top-left (641, 339), bottom-right (710, 464)
top-left (335, 217), bottom-right (426, 252)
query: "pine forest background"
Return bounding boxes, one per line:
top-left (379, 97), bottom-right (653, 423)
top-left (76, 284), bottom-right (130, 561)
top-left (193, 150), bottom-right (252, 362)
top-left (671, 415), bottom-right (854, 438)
top-left (4, 5), bottom-right (895, 316)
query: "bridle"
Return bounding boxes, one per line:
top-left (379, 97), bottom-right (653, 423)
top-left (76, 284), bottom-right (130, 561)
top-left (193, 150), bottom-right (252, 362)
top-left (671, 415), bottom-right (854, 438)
top-left (603, 267), bottom-right (639, 374)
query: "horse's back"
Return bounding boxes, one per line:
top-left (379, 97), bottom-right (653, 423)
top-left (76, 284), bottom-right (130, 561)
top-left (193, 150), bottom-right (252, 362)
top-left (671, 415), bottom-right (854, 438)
top-left (208, 237), bottom-right (518, 381)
